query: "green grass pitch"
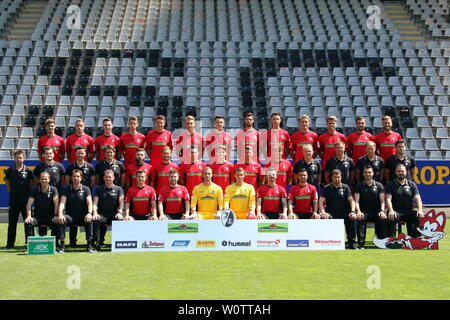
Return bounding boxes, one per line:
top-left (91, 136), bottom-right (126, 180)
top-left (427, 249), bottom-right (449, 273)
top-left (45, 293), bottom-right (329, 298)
top-left (0, 223), bottom-right (449, 300)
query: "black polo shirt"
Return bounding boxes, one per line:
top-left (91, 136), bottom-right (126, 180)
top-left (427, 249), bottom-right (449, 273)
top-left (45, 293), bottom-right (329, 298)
top-left (385, 179), bottom-right (419, 212)
top-left (385, 154), bottom-right (416, 181)
top-left (293, 158), bottom-right (321, 186)
top-left (61, 184), bottom-right (91, 218)
top-left (355, 180), bottom-right (384, 213)
top-left (320, 183), bottom-right (352, 217)
top-left (325, 156), bottom-right (355, 185)
top-left (29, 185), bottom-right (58, 217)
top-left (65, 161), bottom-right (96, 188)
top-left (95, 160), bottom-right (125, 186)
top-left (356, 155), bottom-right (384, 182)
top-left (33, 161), bottom-right (65, 189)
top-left (5, 165), bottom-right (34, 203)
top-left (94, 184), bottom-right (124, 217)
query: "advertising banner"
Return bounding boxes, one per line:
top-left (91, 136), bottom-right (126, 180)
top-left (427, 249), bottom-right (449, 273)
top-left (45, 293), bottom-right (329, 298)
top-left (111, 219), bottom-right (346, 252)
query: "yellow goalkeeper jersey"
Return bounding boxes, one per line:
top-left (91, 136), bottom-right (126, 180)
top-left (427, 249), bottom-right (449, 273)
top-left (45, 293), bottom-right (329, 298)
top-left (191, 183), bottom-right (224, 219)
top-left (224, 182), bottom-right (256, 219)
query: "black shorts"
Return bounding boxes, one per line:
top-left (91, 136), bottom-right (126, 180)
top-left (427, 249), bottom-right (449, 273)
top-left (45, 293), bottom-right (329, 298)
top-left (131, 215), bottom-right (148, 221)
top-left (165, 213), bottom-right (184, 220)
top-left (263, 212), bottom-right (280, 219)
top-left (294, 212), bottom-right (314, 219)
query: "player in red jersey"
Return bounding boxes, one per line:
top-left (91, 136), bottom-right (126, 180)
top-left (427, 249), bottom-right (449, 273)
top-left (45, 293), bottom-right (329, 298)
top-left (125, 148), bottom-right (152, 189)
top-left (256, 168), bottom-right (288, 219)
top-left (158, 169), bottom-right (191, 220)
top-left (234, 112), bottom-right (260, 163)
top-left (205, 116), bottom-right (232, 164)
top-left (65, 118), bottom-right (95, 163)
top-left (263, 147), bottom-right (293, 188)
top-left (260, 112), bottom-right (291, 161)
top-left (175, 115), bottom-right (205, 165)
top-left (290, 114), bottom-right (319, 163)
top-left (288, 168), bottom-right (319, 219)
top-left (374, 115), bottom-right (402, 162)
top-left (318, 116), bottom-right (346, 170)
top-left (38, 118), bottom-right (65, 162)
top-left (123, 170), bottom-right (157, 221)
top-left (210, 146), bottom-right (234, 192)
top-left (179, 146), bottom-right (207, 195)
top-left (233, 145), bottom-right (262, 190)
top-left (144, 115), bottom-right (173, 167)
top-left (94, 117), bottom-right (120, 161)
top-left (151, 146), bottom-right (180, 194)
top-left (346, 117), bottom-right (373, 164)
top-left (119, 116), bottom-right (145, 168)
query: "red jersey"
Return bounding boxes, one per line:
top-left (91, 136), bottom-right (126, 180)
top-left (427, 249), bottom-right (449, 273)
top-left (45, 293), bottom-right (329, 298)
top-left (234, 129), bottom-right (260, 163)
top-left (346, 131), bottom-right (374, 164)
top-left (289, 184), bottom-right (318, 214)
top-left (205, 129), bottom-right (232, 162)
top-left (38, 135), bottom-right (65, 162)
top-left (151, 161), bottom-right (180, 194)
top-left (318, 132), bottom-right (347, 170)
top-left (264, 160), bottom-right (293, 188)
top-left (290, 130), bottom-right (319, 162)
top-left (233, 162), bottom-right (262, 190)
top-left (179, 161), bottom-right (207, 195)
top-left (65, 133), bottom-right (95, 163)
top-left (175, 131), bottom-right (205, 164)
top-left (210, 161), bottom-right (234, 192)
top-left (257, 184), bottom-right (287, 213)
top-left (95, 134), bottom-right (120, 161)
top-left (158, 185), bottom-right (190, 214)
top-left (119, 132), bottom-right (145, 168)
top-left (144, 129), bottom-right (173, 166)
top-left (125, 185), bottom-right (157, 216)
top-left (125, 162), bottom-right (153, 187)
top-left (374, 131), bottom-right (402, 162)
top-left (261, 128), bottom-right (291, 160)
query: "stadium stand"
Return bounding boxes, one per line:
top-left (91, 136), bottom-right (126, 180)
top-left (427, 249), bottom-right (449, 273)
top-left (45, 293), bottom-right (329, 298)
top-left (0, 0), bottom-right (448, 161)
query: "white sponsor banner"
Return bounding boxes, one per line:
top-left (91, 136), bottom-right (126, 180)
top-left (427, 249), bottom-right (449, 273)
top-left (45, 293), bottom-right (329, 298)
top-left (112, 219), bottom-right (346, 252)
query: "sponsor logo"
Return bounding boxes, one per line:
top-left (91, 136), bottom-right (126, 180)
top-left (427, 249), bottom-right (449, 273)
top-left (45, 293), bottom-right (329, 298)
top-left (257, 223), bottom-right (288, 233)
top-left (287, 240), bottom-right (309, 248)
top-left (168, 223), bottom-right (199, 233)
top-left (172, 240), bottom-right (190, 247)
top-left (196, 240), bottom-right (216, 248)
top-left (221, 240), bottom-right (252, 247)
top-left (314, 240), bottom-right (343, 246)
top-left (221, 209), bottom-right (235, 227)
top-left (142, 241), bottom-right (165, 249)
top-left (256, 239), bottom-right (281, 248)
top-left (115, 241), bottom-right (138, 249)
top-left (33, 244), bottom-right (50, 253)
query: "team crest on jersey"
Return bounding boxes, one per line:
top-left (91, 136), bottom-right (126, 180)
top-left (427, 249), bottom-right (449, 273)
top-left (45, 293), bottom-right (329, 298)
top-left (84, 139), bottom-right (87, 143)
top-left (371, 185), bottom-right (378, 192)
top-left (404, 186), bottom-right (411, 192)
top-left (343, 162), bottom-right (349, 168)
top-left (211, 190), bottom-right (215, 194)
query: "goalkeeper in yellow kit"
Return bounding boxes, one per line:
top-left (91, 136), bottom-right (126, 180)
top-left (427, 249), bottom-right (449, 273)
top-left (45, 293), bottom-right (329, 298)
top-left (190, 167), bottom-right (224, 219)
top-left (224, 167), bottom-right (256, 219)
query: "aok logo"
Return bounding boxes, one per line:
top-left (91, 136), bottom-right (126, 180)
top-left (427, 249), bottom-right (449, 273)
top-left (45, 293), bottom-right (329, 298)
top-left (33, 244), bottom-right (49, 253)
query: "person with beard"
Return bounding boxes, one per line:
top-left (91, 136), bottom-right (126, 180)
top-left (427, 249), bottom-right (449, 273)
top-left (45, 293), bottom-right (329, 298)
top-left (158, 169), bottom-right (191, 220)
top-left (233, 145), bottom-right (263, 190)
top-left (290, 114), bottom-right (319, 163)
top-left (125, 148), bottom-right (152, 189)
top-left (346, 117), bottom-right (373, 165)
top-left (374, 115), bottom-right (402, 162)
top-left (95, 145), bottom-right (125, 187)
top-left (260, 112), bottom-right (291, 161)
top-left (205, 116), bottom-right (232, 163)
top-left (124, 170), bottom-right (157, 221)
top-left (288, 169), bottom-right (319, 220)
top-left (324, 140), bottom-right (355, 186)
top-left (209, 146), bottom-right (234, 193)
top-left (151, 146), bottom-right (180, 194)
top-left (179, 146), bottom-right (207, 195)
top-left (355, 141), bottom-right (384, 183)
top-left (38, 118), bottom-right (65, 162)
top-left (256, 168), bottom-right (288, 219)
top-left (234, 112), bottom-right (260, 163)
top-left (119, 116), bottom-right (145, 168)
top-left (144, 115), bottom-right (173, 167)
top-left (385, 163), bottom-right (424, 237)
top-left (384, 139), bottom-right (416, 182)
top-left (33, 147), bottom-right (65, 191)
top-left (293, 143), bottom-right (321, 186)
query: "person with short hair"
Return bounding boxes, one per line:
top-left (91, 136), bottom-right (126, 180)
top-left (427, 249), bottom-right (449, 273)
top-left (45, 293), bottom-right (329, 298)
top-left (256, 168), bottom-right (288, 219)
top-left (5, 150), bottom-right (34, 249)
top-left (24, 172), bottom-right (59, 244)
top-left (260, 112), bottom-right (291, 161)
top-left (124, 170), bottom-right (157, 221)
top-left (324, 140), bottom-right (355, 185)
top-left (55, 169), bottom-right (94, 253)
top-left (190, 167), bottom-right (224, 220)
top-left (125, 148), bottom-right (152, 189)
top-left (385, 163), bottom-right (424, 237)
top-left (64, 146), bottom-right (96, 188)
top-left (319, 169), bottom-right (358, 249)
top-left (224, 167), bottom-right (256, 219)
top-left (263, 146), bottom-right (293, 189)
top-left (293, 143), bottom-right (321, 186)
top-left (33, 147), bottom-right (65, 190)
top-left (92, 170), bottom-right (125, 250)
top-left (346, 117), bottom-right (373, 164)
top-left (355, 141), bottom-right (384, 183)
top-left (144, 115), bottom-right (173, 167)
top-left (233, 145), bottom-right (263, 190)
top-left (290, 115), bottom-right (319, 163)
top-left (158, 169), bottom-right (190, 220)
top-left (65, 118), bottom-right (95, 163)
top-left (318, 116), bottom-right (346, 171)
top-left (151, 146), bottom-right (180, 194)
top-left (234, 112), bottom-right (260, 163)
top-left (209, 145), bottom-right (234, 193)
top-left (179, 146), bottom-right (207, 195)
top-left (384, 139), bottom-right (416, 182)
top-left (374, 115), bottom-right (402, 162)
top-left (94, 117), bottom-right (120, 161)
top-left (288, 169), bottom-right (319, 219)
top-left (119, 116), bottom-right (145, 168)
top-left (175, 116), bottom-right (205, 164)
top-left (205, 116), bottom-right (232, 164)
top-left (38, 118), bottom-right (66, 162)
top-left (95, 145), bottom-right (125, 187)
top-left (354, 165), bottom-right (387, 249)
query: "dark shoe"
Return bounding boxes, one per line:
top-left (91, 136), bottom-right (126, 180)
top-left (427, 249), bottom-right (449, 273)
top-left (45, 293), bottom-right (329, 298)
top-left (5, 244), bottom-right (14, 249)
top-left (57, 243), bottom-right (65, 253)
top-left (87, 242), bottom-right (96, 253)
top-left (99, 241), bottom-right (106, 248)
top-left (70, 242), bottom-right (77, 248)
top-left (359, 243), bottom-right (365, 250)
top-left (348, 243), bottom-right (358, 250)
